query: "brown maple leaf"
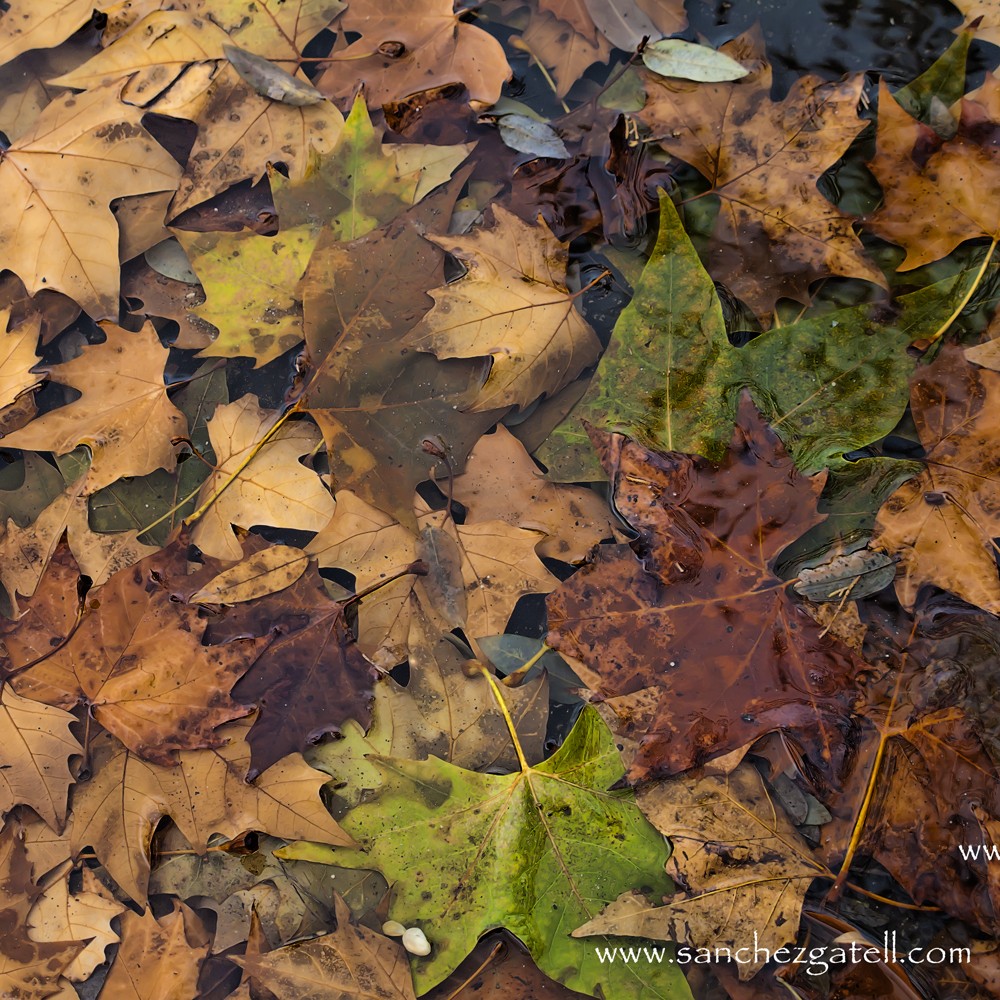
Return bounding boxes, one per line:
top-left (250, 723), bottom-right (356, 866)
top-left (636, 30), bottom-right (884, 315)
top-left (315, 0), bottom-right (511, 108)
top-left (11, 544), bottom-right (267, 764)
top-left (867, 74), bottom-right (1000, 269)
top-left (874, 344), bottom-right (1000, 613)
top-left (546, 393), bottom-right (866, 780)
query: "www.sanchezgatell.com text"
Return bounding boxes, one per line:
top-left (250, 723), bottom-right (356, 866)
top-left (593, 932), bottom-right (970, 976)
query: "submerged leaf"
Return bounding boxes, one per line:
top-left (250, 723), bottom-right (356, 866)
top-left (641, 38), bottom-right (748, 82)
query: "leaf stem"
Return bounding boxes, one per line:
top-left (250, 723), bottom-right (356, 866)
top-left (926, 237), bottom-right (998, 345)
top-left (477, 664), bottom-right (529, 773)
top-left (182, 404), bottom-right (299, 527)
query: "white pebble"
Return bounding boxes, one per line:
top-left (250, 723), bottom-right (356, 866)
top-left (402, 926), bottom-right (431, 956)
top-left (382, 920), bottom-right (406, 937)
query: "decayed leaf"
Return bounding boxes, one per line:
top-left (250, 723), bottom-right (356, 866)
top-left (203, 560), bottom-right (376, 775)
top-left (637, 31), bottom-right (884, 313)
top-left (496, 114), bottom-right (569, 158)
top-left (12, 544), bottom-right (267, 764)
top-left (452, 425), bottom-right (611, 561)
top-left (583, 0), bottom-right (685, 50)
top-left (0, 688), bottom-right (80, 832)
top-left (235, 894), bottom-right (416, 999)
top-left (315, 0), bottom-right (511, 107)
top-left (69, 717), bottom-right (352, 903)
top-left (874, 345), bottom-right (1000, 613)
top-left (160, 62), bottom-right (344, 217)
top-left (280, 706), bottom-right (685, 999)
top-left (99, 899), bottom-right (211, 999)
top-left (27, 866), bottom-right (126, 983)
top-left (573, 762), bottom-right (827, 980)
top-left (539, 192), bottom-right (985, 481)
top-left (1, 321), bottom-right (188, 493)
top-left (547, 394), bottom-right (865, 780)
top-left (174, 225), bottom-right (317, 367)
top-left (224, 43), bottom-right (325, 106)
top-left (868, 75), bottom-right (1000, 269)
top-left (272, 95), bottom-right (472, 240)
top-left (403, 206), bottom-right (601, 410)
top-left (0, 83), bottom-right (181, 318)
top-left (0, 824), bottom-right (81, 999)
top-left (190, 395), bottom-right (335, 561)
top-left (189, 544), bottom-right (309, 604)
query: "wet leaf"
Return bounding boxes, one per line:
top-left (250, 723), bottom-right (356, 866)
top-left (402, 206), bottom-right (601, 410)
top-left (547, 394), bottom-right (865, 780)
top-left (189, 544), bottom-right (309, 603)
top-left (496, 114), bottom-right (569, 158)
top-left (69, 717), bottom-right (351, 903)
top-left (279, 705), bottom-right (685, 999)
top-left (874, 344), bottom-right (1000, 613)
top-left (641, 38), bottom-right (749, 82)
top-left (0, 84), bottom-right (181, 319)
top-left (224, 43), bottom-right (325, 106)
top-left (638, 31), bottom-right (885, 314)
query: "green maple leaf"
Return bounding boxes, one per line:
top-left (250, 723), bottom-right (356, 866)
top-left (279, 699), bottom-right (689, 999)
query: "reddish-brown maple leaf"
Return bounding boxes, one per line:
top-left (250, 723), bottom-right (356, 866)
top-left (11, 544), bottom-right (268, 765)
top-left (546, 393), bottom-right (866, 780)
top-left (199, 561), bottom-right (377, 777)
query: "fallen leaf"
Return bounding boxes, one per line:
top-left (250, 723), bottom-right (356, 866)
top-left (874, 344), bottom-right (1000, 613)
top-left (0, 823), bottom-right (81, 999)
top-left (99, 899), bottom-right (211, 999)
top-left (163, 62), bottom-right (345, 217)
top-left (271, 94), bottom-right (472, 240)
top-left (203, 560), bottom-right (376, 775)
top-left (0, 310), bottom-right (41, 413)
top-left (547, 393), bottom-right (865, 780)
top-left (0, 83), bottom-right (181, 318)
top-left (235, 894), bottom-right (416, 999)
top-left (538, 192), bottom-right (985, 480)
top-left (27, 866), bottom-right (125, 983)
top-left (224, 43), bottom-right (325, 106)
top-left (573, 761), bottom-right (827, 980)
top-left (452, 425), bottom-right (611, 561)
top-left (69, 716), bottom-right (352, 903)
top-left (402, 205), bottom-right (601, 410)
top-left (496, 114), bottom-right (569, 158)
top-left (583, 0), bottom-right (678, 50)
top-left (1, 321), bottom-right (188, 493)
top-left (298, 210), bottom-right (501, 523)
top-left (12, 543), bottom-right (267, 764)
top-left (314, 0), bottom-right (511, 108)
top-left (279, 705), bottom-right (685, 999)
top-left (190, 395), bottom-right (335, 561)
top-left (520, 10), bottom-right (611, 99)
top-left (637, 31), bottom-right (884, 314)
top-left (0, 0), bottom-right (95, 67)
top-left (189, 544), bottom-right (309, 604)
top-left (641, 38), bottom-right (749, 81)
top-left (868, 74), bottom-right (1000, 269)
top-left (0, 688), bottom-right (80, 833)
top-left (175, 225), bottom-right (317, 367)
